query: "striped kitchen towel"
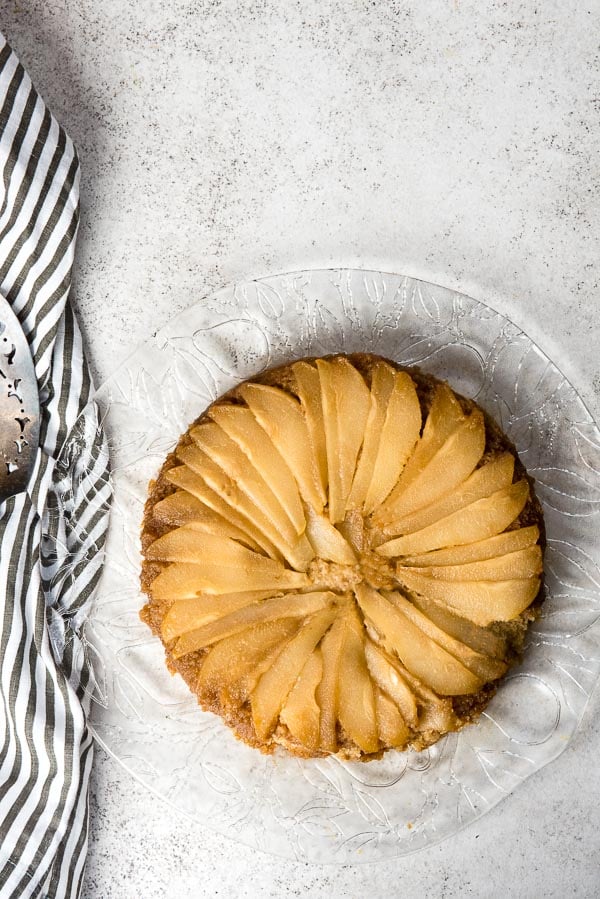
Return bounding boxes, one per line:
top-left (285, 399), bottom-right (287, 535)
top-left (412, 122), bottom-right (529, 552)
top-left (0, 34), bottom-right (111, 899)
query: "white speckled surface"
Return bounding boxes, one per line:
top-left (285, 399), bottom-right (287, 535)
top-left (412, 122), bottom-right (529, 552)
top-left (3, 1), bottom-right (600, 895)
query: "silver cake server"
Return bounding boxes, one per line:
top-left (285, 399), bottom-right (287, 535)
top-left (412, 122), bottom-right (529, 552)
top-left (0, 294), bottom-right (40, 502)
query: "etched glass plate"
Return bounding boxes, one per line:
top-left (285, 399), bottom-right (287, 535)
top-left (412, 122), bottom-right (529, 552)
top-left (83, 270), bottom-right (600, 863)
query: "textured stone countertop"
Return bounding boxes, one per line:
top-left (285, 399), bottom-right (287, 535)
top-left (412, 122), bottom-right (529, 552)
top-left (4, 2), bottom-right (600, 896)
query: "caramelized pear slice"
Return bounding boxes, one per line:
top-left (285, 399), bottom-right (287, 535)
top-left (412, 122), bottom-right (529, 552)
top-left (377, 480), bottom-right (530, 557)
top-left (337, 611), bottom-right (379, 753)
top-left (190, 423), bottom-right (301, 546)
top-left (363, 369), bottom-right (422, 514)
top-left (149, 562), bottom-right (208, 601)
top-left (316, 617), bottom-right (346, 752)
top-left (380, 410), bottom-right (485, 521)
top-left (183, 516), bottom-right (266, 553)
top-left (251, 607), bottom-right (337, 740)
top-left (152, 490), bottom-right (264, 550)
top-left (146, 529), bottom-right (284, 571)
top-left (151, 489), bottom-right (252, 536)
top-left (280, 647), bottom-right (323, 751)
top-left (374, 383), bottom-right (465, 524)
top-left (196, 618), bottom-right (299, 700)
top-left (173, 591), bottom-right (334, 658)
top-left (208, 404), bottom-right (305, 536)
top-left (405, 545), bottom-right (543, 582)
top-left (355, 584), bottom-right (483, 695)
top-left (338, 509), bottom-right (365, 554)
top-left (395, 663), bottom-right (456, 734)
top-left (364, 639), bottom-right (418, 727)
top-left (304, 505), bottom-right (357, 564)
top-left (177, 446), bottom-right (314, 570)
top-left (166, 465), bottom-right (280, 558)
top-left (379, 453), bottom-right (515, 536)
top-left (347, 360), bottom-right (395, 511)
top-left (161, 590), bottom-right (279, 641)
top-left (239, 383), bottom-right (325, 511)
top-left (385, 591), bottom-right (508, 681)
top-left (317, 358), bottom-right (371, 522)
top-left (292, 361), bottom-right (328, 495)
top-left (397, 569), bottom-right (541, 626)
top-left (375, 687), bottom-right (410, 748)
top-left (152, 489), bottom-right (202, 527)
top-left (231, 641), bottom-right (298, 703)
top-left (403, 525), bottom-right (539, 567)
top-left (316, 359), bottom-right (344, 522)
top-left (151, 560), bottom-right (309, 602)
top-left (331, 358), bottom-right (372, 515)
top-left (146, 531), bottom-right (303, 589)
top-left (409, 594), bottom-right (507, 659)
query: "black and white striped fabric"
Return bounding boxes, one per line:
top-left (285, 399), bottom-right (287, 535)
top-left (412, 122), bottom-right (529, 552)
top-left (0, 35), bottom-right (110, 898)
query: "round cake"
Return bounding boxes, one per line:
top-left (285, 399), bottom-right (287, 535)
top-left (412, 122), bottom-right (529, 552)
top-left (140, 354), bottom-right (545, 761)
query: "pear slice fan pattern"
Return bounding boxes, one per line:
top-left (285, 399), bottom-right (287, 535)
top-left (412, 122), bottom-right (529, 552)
top-left (140, 354), bottom-right (544, 760)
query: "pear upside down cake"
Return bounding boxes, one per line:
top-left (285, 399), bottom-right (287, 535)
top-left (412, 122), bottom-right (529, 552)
top-left (140, 354), bottom-right (545, 761)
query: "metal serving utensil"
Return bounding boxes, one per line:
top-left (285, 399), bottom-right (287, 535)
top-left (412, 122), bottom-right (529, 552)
top-left (0, 294), bottom-right (40, 502)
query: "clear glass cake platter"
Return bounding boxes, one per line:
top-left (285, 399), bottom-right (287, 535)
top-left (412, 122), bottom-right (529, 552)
top-left (74, 270), bottom-right (600, 863)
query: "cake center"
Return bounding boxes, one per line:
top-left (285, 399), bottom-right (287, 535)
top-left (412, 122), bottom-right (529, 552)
top-left (307, 557), bottom-right (362, 592)
top-left (305, 542), bottom-right (400, 595)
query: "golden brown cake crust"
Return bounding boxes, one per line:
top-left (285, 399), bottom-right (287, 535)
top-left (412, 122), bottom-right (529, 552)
top-left (139, 353), bottom-right (545, 760)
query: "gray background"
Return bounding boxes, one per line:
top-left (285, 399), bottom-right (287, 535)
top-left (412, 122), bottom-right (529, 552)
top-left (3, 1), bottom-right (600, 896)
